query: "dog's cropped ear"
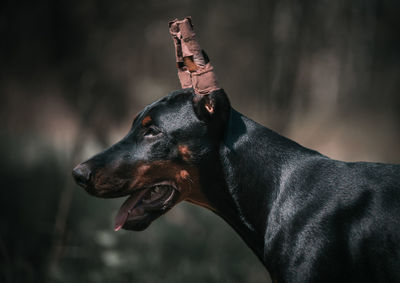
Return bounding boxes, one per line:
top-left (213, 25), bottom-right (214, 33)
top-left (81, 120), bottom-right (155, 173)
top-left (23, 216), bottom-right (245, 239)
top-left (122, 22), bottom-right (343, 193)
top-left (193, 89), bottom-right (231, 134)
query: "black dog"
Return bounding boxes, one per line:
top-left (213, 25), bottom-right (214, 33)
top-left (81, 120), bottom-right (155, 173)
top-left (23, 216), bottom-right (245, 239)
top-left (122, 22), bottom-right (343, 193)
top-left (73, 87), bottom-right (400, 283)
top-left (73, 16), bottom-right (400, 282)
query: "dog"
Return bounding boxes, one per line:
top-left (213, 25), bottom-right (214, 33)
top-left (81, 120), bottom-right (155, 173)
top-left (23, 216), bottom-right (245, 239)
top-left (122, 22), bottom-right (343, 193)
top-left (73, 18), bottom-right (400, 283)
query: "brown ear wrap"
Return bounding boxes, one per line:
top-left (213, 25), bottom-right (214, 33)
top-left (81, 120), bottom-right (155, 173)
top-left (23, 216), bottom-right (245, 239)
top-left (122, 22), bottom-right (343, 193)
top-left (177, 68), bottom-right (193, 89)
top-left (169, 19), bottom-right (184, 65)
top-left (183, 56), bottom-right (199, 72)
top-left (169, 17), bottom-right (221, 95)
top-left (191, 63), bottom-right (219, 95)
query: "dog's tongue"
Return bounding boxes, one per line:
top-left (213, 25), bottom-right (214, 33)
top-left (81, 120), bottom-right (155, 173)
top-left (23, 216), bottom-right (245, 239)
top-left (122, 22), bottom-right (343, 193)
top-left (114, 189), bottom-right (148, 231)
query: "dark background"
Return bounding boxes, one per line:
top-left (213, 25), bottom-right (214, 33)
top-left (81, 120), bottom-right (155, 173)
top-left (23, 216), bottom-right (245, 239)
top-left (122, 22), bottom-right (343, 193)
top-left (1, 0), bottom-right (399, 282)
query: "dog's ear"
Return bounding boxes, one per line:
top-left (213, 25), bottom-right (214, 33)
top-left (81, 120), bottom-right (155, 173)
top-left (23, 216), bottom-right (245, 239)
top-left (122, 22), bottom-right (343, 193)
top-left (193, 89), bottom-right (231, 135)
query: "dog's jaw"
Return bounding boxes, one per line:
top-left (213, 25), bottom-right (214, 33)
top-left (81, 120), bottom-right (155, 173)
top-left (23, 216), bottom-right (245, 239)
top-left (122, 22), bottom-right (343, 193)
top-left (114, 183), bottom-right (180, 231)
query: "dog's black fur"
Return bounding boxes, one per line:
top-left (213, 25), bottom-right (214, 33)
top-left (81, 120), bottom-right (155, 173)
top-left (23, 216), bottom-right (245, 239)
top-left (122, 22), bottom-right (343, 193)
top-left (73, 88), bottom-right (400, 283)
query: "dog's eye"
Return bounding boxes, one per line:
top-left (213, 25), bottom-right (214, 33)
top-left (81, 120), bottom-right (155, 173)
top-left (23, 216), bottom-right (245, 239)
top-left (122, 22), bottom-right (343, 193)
top-left (144, 126), bottom-right (161, 137)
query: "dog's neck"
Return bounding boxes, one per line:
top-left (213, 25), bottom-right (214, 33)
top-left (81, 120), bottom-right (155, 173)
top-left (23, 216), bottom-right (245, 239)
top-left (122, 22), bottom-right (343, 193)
top-left (201, 109), bottom-right (316, 267)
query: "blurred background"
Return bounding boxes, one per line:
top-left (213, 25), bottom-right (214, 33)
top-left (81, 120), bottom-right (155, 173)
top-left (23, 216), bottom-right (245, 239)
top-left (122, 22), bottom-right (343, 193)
top-left (1, 0), bottom-right (399, 282)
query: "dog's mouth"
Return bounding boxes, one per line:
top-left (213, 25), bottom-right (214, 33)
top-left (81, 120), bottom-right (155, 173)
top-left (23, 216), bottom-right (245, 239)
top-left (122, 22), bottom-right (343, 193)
top-left (114, 181), bottom-right (180, 231)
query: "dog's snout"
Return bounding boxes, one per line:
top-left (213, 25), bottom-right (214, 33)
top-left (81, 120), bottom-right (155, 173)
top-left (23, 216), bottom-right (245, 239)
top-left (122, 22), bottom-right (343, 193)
top-left (72, 164), bottom-right (92, 188)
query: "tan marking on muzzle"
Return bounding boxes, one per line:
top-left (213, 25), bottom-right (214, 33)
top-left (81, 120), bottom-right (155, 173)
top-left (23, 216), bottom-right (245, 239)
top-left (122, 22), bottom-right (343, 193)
top-left (132, 161), bottom-right (216, 212)
top-left (92, 159), bottom-right (216, 212)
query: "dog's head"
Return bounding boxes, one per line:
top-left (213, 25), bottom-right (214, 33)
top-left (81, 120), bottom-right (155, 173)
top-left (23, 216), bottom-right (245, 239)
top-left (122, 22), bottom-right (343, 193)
top-left (72, 88), bottom-right (230, 231)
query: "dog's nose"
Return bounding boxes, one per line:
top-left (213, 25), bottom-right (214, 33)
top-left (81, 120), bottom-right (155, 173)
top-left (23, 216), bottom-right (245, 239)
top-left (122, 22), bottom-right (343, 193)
top-left (72, 164), bottom-right (92, 188)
